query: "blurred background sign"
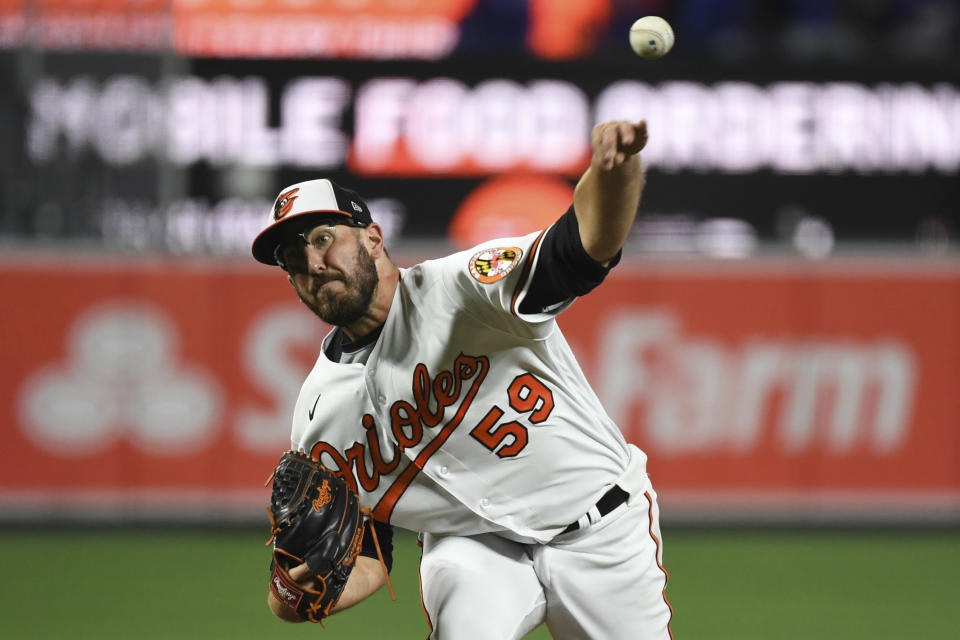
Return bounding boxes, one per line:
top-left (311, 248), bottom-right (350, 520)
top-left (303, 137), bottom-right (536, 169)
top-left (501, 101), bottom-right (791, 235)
top-left (172, 0), bottom-right (477, 59)
top-left (1, 255), bottom-right (957, 524)
top-left (7, 55), bottom-right (959, 255)
top-left (1, 0), bottom-right (959, 525)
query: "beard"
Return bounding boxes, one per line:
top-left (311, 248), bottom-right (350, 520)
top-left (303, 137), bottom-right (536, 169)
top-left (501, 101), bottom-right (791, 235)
top-left (298, 241), bottom-right (379, 327)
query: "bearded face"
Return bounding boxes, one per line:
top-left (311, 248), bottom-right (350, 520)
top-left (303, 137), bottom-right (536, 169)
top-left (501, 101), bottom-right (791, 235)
top-left (300, 240), bottom-right (378, 327)
top-left (281, 225), bottom-right (380, 328)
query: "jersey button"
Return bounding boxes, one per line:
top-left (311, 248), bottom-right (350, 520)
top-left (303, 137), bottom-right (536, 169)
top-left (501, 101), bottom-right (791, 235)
top-left (480, 497), bottom-right (490, 508)
top-left (439, 465), bottom-right (448, 476)
top-left (377, 393), bottom-right (387, 404)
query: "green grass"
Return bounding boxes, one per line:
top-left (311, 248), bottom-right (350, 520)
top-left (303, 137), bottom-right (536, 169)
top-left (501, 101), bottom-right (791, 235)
top-left (666, 530), bottom-right (960, 639)
top-left (0, 528), bottom-right (957, 639)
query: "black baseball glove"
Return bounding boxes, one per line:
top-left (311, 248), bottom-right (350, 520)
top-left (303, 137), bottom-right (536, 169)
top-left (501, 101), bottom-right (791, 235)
top-left (267, 450), bottom-right (364, 623)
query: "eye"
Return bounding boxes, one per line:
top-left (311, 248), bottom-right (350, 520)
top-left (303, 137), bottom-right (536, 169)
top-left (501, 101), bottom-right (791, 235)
top-left (305, 229), bottom-right (334, 249)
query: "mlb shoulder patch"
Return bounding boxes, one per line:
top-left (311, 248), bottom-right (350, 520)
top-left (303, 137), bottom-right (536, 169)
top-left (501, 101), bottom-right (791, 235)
top-left (468, 247), bottom-right (524, 284)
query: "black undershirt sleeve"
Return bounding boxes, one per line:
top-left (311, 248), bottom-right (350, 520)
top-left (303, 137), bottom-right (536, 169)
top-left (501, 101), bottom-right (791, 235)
top-left (518, 205), bottom-right (622, 315)
top-left (359, 519), bottom-right (394, 573)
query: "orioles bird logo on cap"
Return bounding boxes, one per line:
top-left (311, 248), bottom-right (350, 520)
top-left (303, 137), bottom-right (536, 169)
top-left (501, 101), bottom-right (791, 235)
top-left (273, 188), bottom-right (300, 221)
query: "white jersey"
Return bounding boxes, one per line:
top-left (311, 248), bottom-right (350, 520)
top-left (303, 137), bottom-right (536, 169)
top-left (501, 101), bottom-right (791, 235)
top-left (288, 230), bottom-right (647, 543)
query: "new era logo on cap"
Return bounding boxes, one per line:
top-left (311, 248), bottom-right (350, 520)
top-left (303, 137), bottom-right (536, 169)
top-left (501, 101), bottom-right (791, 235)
top-left (251, 179), bottom-right (373, 265)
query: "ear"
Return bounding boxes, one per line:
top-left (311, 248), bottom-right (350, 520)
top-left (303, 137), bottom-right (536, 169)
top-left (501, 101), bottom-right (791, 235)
top-left (363, 223), bottom-right (386, 259)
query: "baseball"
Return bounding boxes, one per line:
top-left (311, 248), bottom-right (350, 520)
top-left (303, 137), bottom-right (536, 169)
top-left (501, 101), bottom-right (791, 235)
top-left (629, 16), bottom-right (674, 59)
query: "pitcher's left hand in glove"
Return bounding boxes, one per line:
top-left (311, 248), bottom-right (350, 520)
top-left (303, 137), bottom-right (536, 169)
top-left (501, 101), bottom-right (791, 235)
top-left (266, 450), bottom-right (364, 623)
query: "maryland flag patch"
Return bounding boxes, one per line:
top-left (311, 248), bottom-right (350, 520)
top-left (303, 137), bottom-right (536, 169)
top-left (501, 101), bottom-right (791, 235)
top-left (468, 247), bottom-right (523, 284)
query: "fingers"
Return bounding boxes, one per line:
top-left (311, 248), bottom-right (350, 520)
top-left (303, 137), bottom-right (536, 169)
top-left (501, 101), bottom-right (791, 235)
top-left (591, 120), bottom-right (648, 170)
top-left (290, 562), bottom-right (313, 588)
top-left (617, 121), bottom-right (636, 148)
top-left (626, 120), bottom-right (648, 154)
top-left (592, 123), bottom-right (620, 169)
top-left (290, 562), bottom-right (310, 578)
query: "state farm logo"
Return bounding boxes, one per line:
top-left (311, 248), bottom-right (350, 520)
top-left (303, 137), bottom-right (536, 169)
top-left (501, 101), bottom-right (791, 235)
top-left (18, 303), bottom-right (223, 456)
top-left (597, 311), bottom-right (917, 455)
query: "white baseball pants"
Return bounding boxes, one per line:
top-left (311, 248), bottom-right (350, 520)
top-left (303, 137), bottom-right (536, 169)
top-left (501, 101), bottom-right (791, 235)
top-left (418, 479), bottom-right (673, 639)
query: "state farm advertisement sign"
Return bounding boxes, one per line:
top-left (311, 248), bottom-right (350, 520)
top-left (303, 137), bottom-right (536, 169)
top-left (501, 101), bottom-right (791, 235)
top-left (1, 256), bottom-right (957, 521)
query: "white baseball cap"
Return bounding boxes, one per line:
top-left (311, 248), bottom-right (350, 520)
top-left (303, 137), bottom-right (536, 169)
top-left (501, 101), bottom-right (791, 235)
top-left (251, 179), bottom-right (373, 266)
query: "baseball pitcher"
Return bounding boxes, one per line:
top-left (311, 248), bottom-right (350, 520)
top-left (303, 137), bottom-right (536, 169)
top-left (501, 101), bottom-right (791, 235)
top-left (254, 120), bottom-right (673, 639)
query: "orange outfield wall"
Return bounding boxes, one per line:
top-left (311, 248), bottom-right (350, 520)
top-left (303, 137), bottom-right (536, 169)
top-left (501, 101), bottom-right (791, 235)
top-left (0, 254), bottom-right (957, 521)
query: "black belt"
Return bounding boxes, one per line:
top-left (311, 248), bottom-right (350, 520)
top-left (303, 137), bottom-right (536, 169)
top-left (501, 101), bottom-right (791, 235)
top-left (561, 485), bottom-right (629, 534)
